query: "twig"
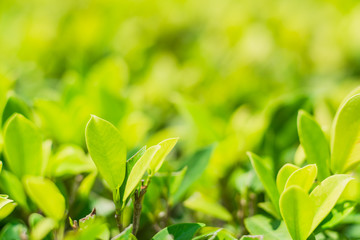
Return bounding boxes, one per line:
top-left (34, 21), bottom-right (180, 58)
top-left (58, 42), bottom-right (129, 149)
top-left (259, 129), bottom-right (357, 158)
top-left (132, 181), bottom-right (148, 236)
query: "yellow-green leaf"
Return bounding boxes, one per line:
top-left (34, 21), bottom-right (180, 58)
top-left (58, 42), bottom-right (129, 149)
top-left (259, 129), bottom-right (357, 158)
top-left (280, 186), bottom-right (315, 240)
top-left (309, 174), bottom-right (353, 232)
top-left (24, 177), bottom-right (65, 221)
top-left (3, 114), bottom-right (44, 177)
top-left (276, 163), bottom-right (299, 194)
top-left (123, 145), bottom-right (161, 201)
top-left (284, 164), bottom-right (317, 193)
top-left (149, 137), bottom-right (178, 174)
top-left (85, 115), bottom-right (126, 189)
top-left (248, 152), bottom-right (280, 215)
top-left (298, 110), bottom-right (330, 180)
top-left (331, 94), bottom-right (360, 173)
top-left (0, 196), bottom-right (16, 221)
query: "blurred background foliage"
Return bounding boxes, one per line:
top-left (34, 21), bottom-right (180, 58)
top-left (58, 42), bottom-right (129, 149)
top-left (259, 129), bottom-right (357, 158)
top-left (1, 0), bottom-right (360, 238)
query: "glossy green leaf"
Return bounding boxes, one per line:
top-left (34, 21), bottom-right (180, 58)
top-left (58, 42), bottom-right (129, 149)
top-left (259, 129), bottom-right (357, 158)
top-left (149, 137), bottom-right (178, 174)
top-left (2, 94), bottom-right (32, 127)
top-left (331, 94), bottom-right (360, 173)
top-left (3, 114), bottom-right (44, 177)
top-left (284, 164), bottom-right (317, 193)
top-left (123, 145), bottom-right (161, 201)
top-left (298, 110), bottom-right (330, 180)
top-left (280, 186), bottom-right (315, 240)
top-left (171, 145), bottom-right (214, 204)
top-left (276, 163), bottom-right (299, 194)
top-left (151, 223), bottom-right (205, 240)
top-left (244, 215), bottom-right (291, 240)
top-left (184, 192), bottom-right (232, 222)
top-left (85, 115), bottom-right (126, 189)
top-left (248, 152), bottom-right (279, 214)
top-left (24, 177), bottom-right (65, 221)
top-left (309, 174), bottom-right (353, 232)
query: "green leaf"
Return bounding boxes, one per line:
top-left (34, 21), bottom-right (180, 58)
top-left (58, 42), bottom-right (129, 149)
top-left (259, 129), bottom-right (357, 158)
top-left (0, 196), bottom-right (17, 220)
top-left (49, 145), bottom-right (95, 177)
top-left (331, 94), bottom-right (360, 173)
top-left (171, 145), bottom-right (214, 204)
top-left (240, 236), bottom-right (263, 240)
top-left (284, 164), bottom-right (317, 193)
top-left (30, 218), bottom-right (56, 240)
top-left (85, 115), bottom-right (126, 189)
top-left (244, 215), bottom-right (291, 240)
top-left (280, 186), bottom-right (315, 240)
top-left (309, 174), bottom-right (353, 232)
top-left (257, 202), bottom-right (281, 219)
top-left (0, 170), bottom-right (28, 210)
top-left (0, 221), bottom-right (28, 240)
top-left (276, 163), bottom-right (299, 194)
top-left (194, 227), bottom-right (237, 240)
top-left (24, 177), bottom-right (65, 221)
top-left (64, 221), bottom-right (110, 240)
top-left (151, 223), bottom-right (205, 240)
top-left (298, 110), bottom-right (330, 180)
top-left (126, 146), bottom-right (147, 177)
top-left (2, 94), bottom-right (32, 127)
top-left (321, 201), bottom-right (356, 229)
top-left (123, 145), bottom-right (160, 201)
top-left (248, 152), bottom-right (280, 215)
top-left (169, 166), bottom-right (187, 196)
top-left (149, 137), bottom-right (178, 174)
top-left (184, 192), bottom-right (232, 222)
top-left (3, 114), bottom-right (44, 177)
top-left (111, 224), bottom-right (133, 240)
top-left (77, 172), bottom-right (97, 200)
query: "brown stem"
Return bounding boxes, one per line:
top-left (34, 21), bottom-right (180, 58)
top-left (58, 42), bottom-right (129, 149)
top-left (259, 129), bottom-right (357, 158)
top-left (132, 184), bottom-right (148, 236)
top-left (115, 208), bottom-right (123, 232)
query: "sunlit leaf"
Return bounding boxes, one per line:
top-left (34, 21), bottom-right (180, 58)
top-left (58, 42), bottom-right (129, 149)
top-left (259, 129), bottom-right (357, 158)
top-left (284, 164), bottom-right (317, 193)
top-left (244, 215), bottom-right (291, 240)
top-left (309, 174), bottom-right (353, 232)
top-left (331, 94), bottom-right (360, 173)
top-left (151, 223), bottom-right (205, 240)
top-left (2, 94), bottom-right (32, 126)
top-left (298, 110), bottom-right (330, 180)
top-left (149, 137), bottom-right (178, 174)
top-left (123, 145), bottom-right (160, 201)
top-left (0, 196), bottom-right (16, 221)
top-left (248, 152), bottom-right (279, 215)
top-left (30, 218), bottom-right (56, 240)
top-left (280, 186), bottom-right (315, 240)
top-left (3, 114), bottom-right (44, 177)
top-left (85, 115), bottom-right (126, 189)
top-left (276, 163), bottom-right (299, 194)
top-left (0, 170), bottom-right (28, 210)
top-left (24, 177), bottom-right (65, 221)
